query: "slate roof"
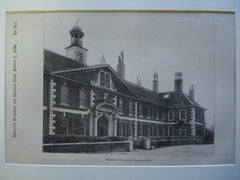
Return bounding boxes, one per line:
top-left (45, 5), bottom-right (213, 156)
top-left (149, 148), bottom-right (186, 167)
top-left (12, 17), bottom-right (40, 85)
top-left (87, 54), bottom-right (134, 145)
top-left (125, 81), bottom-right (160, 105)
top-left (44, 49), bottom-right (86, 72)
top-left (158, 91), bottom-right (206, 110)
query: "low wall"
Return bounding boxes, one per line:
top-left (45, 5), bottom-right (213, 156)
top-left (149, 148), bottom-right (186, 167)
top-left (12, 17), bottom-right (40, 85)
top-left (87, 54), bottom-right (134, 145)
top-left (152, 139), bottom-right (196, 147)
top-left (43, 141), bottom-right (131, 153)
top-left (133, 138), bottom-right (199, 149)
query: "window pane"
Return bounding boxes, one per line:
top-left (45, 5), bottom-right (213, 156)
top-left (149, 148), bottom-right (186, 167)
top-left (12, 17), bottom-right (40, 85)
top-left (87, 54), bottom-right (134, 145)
top-left (100, 71), bottom-right (105, 87)
top-left (147, 106), bottom-right (150, 117)
top-left (180, 126), bottom-right (186, 136)
top-left (169, 110), bottom-right (174, 120)
top-left (159, 109), bottom-right (164, 120)
top-left (59, 118), bottom-right (67, 135)
top-left (106, 73), bottom-right (110, 88)
top-left (119, 99), bottom-right (123, 113)
top-left (139, 104), bottom-right (143, 117)
top-left (129, 101), bottom-right (133, 115)
top-left (75, 119), bottom-right (85, 135)
top-left (156, 109), bottom-right (159, 119)
top-left (180, 110), bottom-right (186, 120)
top-left (79, 89), bottom-right (86, 107)
top-left (61, 85), bottom-right (69, 104)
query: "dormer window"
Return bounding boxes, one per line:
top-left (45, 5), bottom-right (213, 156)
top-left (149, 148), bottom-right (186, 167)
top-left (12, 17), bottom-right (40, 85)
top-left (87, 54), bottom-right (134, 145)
top-left (60, 84), bottom-right (69, 105)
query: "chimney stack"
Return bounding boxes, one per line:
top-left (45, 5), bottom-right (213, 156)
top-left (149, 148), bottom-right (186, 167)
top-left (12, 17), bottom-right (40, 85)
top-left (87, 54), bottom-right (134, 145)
top-left (153, 71), bottom-right (159, 93)
top-left (189, 84), bottom-right (195, 100)
top-left (100, 54), bottom-right (106, 64)
top-left (174, 71), bottom-right (183, 94)
top-left (136, 76), bottom-right (142, 86)
top-left (116, 51), bottom-right (125, 79)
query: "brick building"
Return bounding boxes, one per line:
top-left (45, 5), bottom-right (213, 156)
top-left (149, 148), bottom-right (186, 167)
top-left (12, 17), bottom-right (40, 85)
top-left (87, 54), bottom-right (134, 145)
top-left (43, 24), bottom-right (206, 145)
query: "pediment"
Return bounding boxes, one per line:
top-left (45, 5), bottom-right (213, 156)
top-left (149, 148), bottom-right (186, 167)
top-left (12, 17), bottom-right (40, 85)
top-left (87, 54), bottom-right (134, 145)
top-left (52, 64), bottom-right (139, 98)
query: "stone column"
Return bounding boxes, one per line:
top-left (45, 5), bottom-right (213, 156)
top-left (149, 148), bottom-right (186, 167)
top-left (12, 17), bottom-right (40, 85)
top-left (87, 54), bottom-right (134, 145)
top-left (190, 107), bottom-right (196, 139)
top-left (94, 117), bottom-right (98, 136)
top-left (134, 121), bottom-right (137, 139)
top-left (90, 89), bottom-right (95, 107)
top-left (49, 79), bottom-right (56, 135)
top-left (135, 101), bottom-right (138, 118)
top-left (114, 118), bottom-right (117, 136)
top-left (89, 111), bottom-right (94, 136)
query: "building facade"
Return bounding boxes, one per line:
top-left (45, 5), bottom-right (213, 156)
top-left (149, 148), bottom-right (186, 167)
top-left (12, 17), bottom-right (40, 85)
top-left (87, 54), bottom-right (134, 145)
top-left (43, 24), bottom-right (206, 145)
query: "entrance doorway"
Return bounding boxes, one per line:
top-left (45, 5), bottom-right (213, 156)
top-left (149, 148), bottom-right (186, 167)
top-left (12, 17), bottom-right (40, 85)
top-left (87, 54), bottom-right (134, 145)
top-left (97, 116), bottom-right (109, 136)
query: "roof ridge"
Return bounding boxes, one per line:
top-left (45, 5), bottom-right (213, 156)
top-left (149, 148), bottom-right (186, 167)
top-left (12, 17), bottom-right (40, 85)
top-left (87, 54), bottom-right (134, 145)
top-left (52, 64), bottom-right (108, 74)
top-left (125, 80), bottom-right (155, 93)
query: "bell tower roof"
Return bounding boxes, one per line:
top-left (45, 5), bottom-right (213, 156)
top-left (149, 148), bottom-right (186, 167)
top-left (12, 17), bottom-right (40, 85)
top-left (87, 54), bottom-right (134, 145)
top-left (71, 25), bottom-right (82, 32)
top-left (70, 25), bottom-right (84, 38)
top-left (65, 20), bottom-right (88, 64)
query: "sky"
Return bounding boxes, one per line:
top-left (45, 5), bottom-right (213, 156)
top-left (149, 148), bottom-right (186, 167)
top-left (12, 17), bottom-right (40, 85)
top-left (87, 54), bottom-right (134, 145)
top-left (44, 13), bottom-right (215, 128)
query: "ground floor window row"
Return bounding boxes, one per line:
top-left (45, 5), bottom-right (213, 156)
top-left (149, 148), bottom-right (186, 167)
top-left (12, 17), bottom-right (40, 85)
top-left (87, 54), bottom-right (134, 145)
top-left (117, 121), bottom-right (189, 137)
top-left (54, 117), bottom-right (191, 138)
top-left (56, 118), bottom-right (86, 135)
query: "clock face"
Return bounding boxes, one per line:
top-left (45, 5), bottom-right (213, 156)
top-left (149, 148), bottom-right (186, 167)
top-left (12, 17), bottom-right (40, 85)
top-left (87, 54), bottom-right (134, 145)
top-left (75, 49), bottom-right (83, 61)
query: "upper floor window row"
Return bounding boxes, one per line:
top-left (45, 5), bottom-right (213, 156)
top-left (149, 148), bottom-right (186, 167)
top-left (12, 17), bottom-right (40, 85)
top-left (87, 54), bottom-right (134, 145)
top-left (137, 103), bottom-right (164, 120)
top-left (168, 109), bottom-right (187, 121)
top-left (118, 98), bottom-right (134, 115)
top-left (60, 84), bottom-right (87, 108)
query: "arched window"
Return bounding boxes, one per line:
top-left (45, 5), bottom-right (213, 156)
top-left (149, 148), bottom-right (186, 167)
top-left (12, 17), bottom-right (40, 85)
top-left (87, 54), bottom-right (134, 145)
top-left (106, 73), bottom-right (110, 89)
top-left (79, 89), bottom-right (87, 108)
top-left (60, 84), bottom-right (69, 105)
top-left (100, 71), bottom-right (105, 87)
